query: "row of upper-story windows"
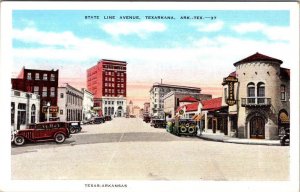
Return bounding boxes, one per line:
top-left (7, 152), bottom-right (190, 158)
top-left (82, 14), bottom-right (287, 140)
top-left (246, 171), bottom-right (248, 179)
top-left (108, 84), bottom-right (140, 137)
top-left (104, 71), bottom-right (125, 76)
top-left (245, 82), bottom-right (287, 101)
top-left (33, 86), bottom-right (56, 97)
top-left (27, 72), bottom-right (56, 81)
top-left (103, 65), bottom-right (126, 70)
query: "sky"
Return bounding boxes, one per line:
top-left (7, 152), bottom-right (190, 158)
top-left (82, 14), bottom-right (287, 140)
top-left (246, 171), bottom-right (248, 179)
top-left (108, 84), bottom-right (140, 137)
top-left (12, 10), bottom-right (291, 107)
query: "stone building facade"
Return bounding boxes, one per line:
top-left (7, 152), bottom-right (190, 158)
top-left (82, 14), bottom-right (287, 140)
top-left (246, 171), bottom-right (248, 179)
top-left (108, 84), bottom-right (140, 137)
top-left (222, 52), bottom-right (290, 139)
top-left (57, 83), bottom-right (83, 122)
top-left (11, 89), bottom-right (40, 131)
top-left (82, 88), bottom-right (94, 121)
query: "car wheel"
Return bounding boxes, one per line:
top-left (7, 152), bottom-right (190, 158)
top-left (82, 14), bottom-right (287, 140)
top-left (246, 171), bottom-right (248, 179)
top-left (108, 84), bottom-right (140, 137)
top-left (14, 136), bottom-right (25, 146)
top-left (55, 133), bottom-right (66, 144)
top-left (70, 127), bottom-right (76, 134)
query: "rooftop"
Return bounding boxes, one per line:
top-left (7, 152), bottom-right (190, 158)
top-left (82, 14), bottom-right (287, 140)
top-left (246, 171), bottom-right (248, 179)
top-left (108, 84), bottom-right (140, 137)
top-left (201, 97), bottom-right (222, 111)
top-left (151, 83), bottom-right (201, 92)
top-left (179, 96), bottom-right (198, 103)
top-left (233, 52), bottom-right (283, 66)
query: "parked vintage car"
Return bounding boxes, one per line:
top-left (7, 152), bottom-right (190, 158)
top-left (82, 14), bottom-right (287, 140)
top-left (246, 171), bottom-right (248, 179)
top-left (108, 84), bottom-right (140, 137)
top-left (92, 117), bottom-right (106, 124)
top-left (143, 115), bottom-right (151, 123)
top-left (150, 118), bottom-right (166, 128)
top-left (12, 121), bottom-right (71, 146)
top-left (66, 121), bottom-right (82, 134)
top-left (171, 119), bottom-right (198, 136)
top-left (105, 116), bottom-right (112, 121)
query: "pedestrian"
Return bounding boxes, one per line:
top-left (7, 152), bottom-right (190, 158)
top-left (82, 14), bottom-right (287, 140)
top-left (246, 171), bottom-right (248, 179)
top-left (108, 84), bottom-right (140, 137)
top-left (166, 114), bottom-right (173, 133)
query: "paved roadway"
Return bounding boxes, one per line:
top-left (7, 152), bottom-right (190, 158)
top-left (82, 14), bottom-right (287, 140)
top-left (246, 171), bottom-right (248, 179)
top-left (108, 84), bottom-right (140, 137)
top-left (11, 118), bottom-right (289, 180)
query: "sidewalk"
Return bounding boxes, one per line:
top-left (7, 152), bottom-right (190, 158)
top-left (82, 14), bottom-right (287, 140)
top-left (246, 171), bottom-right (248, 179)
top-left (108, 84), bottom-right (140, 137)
top-left (199, 132), bottom-right (281, 146)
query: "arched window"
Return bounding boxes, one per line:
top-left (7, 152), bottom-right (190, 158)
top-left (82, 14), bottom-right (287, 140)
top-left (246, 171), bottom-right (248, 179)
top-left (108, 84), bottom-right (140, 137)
top-left (257, 82), bottom-right (265, 97)
top-left (257, 82), bottom-right (265, 104)
top-left (111, 107), bottom-right (114, 115)
top-left (247, 82), bottom-right (255, 97)
top-left (247, 82), bottom-right (255, 104)
top-left (31, 104), bottom-right (36, 123)
top-left (108, 107), bottom-right (111, 115)
top-left (104, 107), bottom-right (107, 116)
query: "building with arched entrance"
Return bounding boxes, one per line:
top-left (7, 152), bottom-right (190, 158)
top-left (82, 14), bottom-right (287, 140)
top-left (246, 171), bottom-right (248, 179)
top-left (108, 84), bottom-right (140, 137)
top-left (222, 52), bottom-right (290, 139)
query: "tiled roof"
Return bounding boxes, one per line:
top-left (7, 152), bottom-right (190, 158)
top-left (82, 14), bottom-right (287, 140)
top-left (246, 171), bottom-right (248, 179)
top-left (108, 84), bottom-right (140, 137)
top-left (201, 97), bottom-right (222, 111)
top-left (179, 96), bottom-right (198, 102)
top-left (280, 67), bottom-right (290, 80)
top-left (233, 52), bottom-right (283, 66)
top-left (185, 102), bottom-right (199, 112)
top-left (176, 102), bottom-right (200, 113)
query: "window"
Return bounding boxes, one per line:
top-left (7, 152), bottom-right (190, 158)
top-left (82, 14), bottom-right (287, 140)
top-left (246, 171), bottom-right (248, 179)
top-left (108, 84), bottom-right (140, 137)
top-left (60, 93), bottom-right (64, 98)
top-left (42, 87), bottom-right (47, 97)
top-left (17, 103), bottom-right (26, 125)
top-left (35, 73), bottom-right (40, 80)
top-left (34, 86), bottom-right (39, 95)
top-left (50, 74), bottom-right (55, 81)
top-left (111, 107), bottom-right (114, 115)
top-left (27, 73), bottom-right (32, 80)
top-left (257, 82), bottom-right (265, 97)
top-left (281, 85), bottom-right (286, 100)
top-left (11, 102), bottom-right (15, 125)
top-left (60, 110), bottom-right (63, 115)
top-left (112, 78), bottom-right (114, 81)
top-left (31, 104), bottom-right (36, 123)
top-left (247, 83), bottom-right (255, 97)
top-left (50, 87), bottom-right (55, 97)
top-left (104, 107), bottom-right (107, 115)
top-left (43, 73), bottom-right (48, 81)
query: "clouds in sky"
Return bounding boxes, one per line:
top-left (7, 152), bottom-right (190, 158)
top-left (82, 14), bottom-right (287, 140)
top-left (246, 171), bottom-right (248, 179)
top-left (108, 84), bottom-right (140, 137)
top-left (190, 20), bottom-right (224, 32)
top-left (231, 22), bottom-right (290, 41)
top-left (101, 21), bottom-right (166, 38)
top-left (12, 18), bottom-right (292, 105)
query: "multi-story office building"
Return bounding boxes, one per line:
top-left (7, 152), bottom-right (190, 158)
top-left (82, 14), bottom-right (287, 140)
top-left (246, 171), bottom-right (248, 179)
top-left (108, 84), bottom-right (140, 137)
top-left (149, 83), bottom-right (201, 118)
top-left (87, 59), bottom-right (127, 116)
top-left (57, 83), bottom-right (83, 122)
top-left (11, 89), bottom-right (40, 131)
top-left (11, 67), bottom-right (59, 122)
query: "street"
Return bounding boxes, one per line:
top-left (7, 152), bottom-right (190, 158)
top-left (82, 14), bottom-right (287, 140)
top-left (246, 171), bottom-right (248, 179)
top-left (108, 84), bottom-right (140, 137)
top-left (11, 118), bottom-right (289, 180)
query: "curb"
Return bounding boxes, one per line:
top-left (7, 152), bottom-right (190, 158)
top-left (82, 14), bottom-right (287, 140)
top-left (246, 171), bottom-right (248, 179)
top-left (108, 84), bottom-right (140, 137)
top-left (199, 136), bottom-right (281, 146)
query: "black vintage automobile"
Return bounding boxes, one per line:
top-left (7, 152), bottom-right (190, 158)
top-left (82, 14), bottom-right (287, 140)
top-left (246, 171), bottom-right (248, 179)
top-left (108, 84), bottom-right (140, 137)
top-left (105, 116), bottom-right (112, 121)
top-left (150, 118), bottom-right (166, 128)
top-left (66, 121), bottom-right (82, 134)
top-left (93, 117), bottom-right (106, 124)
top-left (143, 115), bottom-right (151, 123)
top-left (171, 119), bottom-right (198, 136)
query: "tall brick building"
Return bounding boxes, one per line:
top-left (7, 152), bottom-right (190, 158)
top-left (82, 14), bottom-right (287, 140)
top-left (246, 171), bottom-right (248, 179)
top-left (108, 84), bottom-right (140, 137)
top-left (11, 67), bottom-right (59, 122)
top-left (87, 59), bottom-right (127, 117)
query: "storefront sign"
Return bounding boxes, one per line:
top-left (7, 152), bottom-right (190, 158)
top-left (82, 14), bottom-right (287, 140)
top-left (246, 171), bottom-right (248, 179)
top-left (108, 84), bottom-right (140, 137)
top-left (223, 76), bottom-right (238, 106)
top-left (42, 106), bottom-right (59, 113)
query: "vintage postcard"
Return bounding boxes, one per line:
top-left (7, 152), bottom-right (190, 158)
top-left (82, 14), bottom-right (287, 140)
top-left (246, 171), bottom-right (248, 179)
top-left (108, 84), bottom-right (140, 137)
top-left (0, 1), bottom-right (299, 192)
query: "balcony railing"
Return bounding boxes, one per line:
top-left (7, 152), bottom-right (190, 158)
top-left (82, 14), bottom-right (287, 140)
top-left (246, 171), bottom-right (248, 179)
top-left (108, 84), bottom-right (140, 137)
top-left (241, 97), bottom-right (271, 107)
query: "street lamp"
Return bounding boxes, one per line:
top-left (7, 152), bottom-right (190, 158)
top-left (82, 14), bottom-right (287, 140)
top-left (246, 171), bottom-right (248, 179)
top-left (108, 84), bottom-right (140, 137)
top-left (47, 102), bottom-right (51, 122)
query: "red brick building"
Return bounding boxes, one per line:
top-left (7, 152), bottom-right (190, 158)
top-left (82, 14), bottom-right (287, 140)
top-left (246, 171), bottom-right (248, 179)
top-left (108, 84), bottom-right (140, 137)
top-left (87, 59), bottom-right (127, 116)
top-left (11, 67), bottom-right (59, 122)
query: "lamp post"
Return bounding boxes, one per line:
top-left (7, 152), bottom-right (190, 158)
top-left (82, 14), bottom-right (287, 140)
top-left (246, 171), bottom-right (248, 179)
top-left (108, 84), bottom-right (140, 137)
top-left (47, 102), bottom-right (50, 122)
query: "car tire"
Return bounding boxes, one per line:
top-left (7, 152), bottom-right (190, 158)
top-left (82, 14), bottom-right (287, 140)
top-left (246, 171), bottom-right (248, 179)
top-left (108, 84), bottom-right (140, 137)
top-left (14, 136), bottom-right (25, 146)
top-left (70, 127), bottom-right (76, 134)
top-left (54, 133), bottom-right (66, 144)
